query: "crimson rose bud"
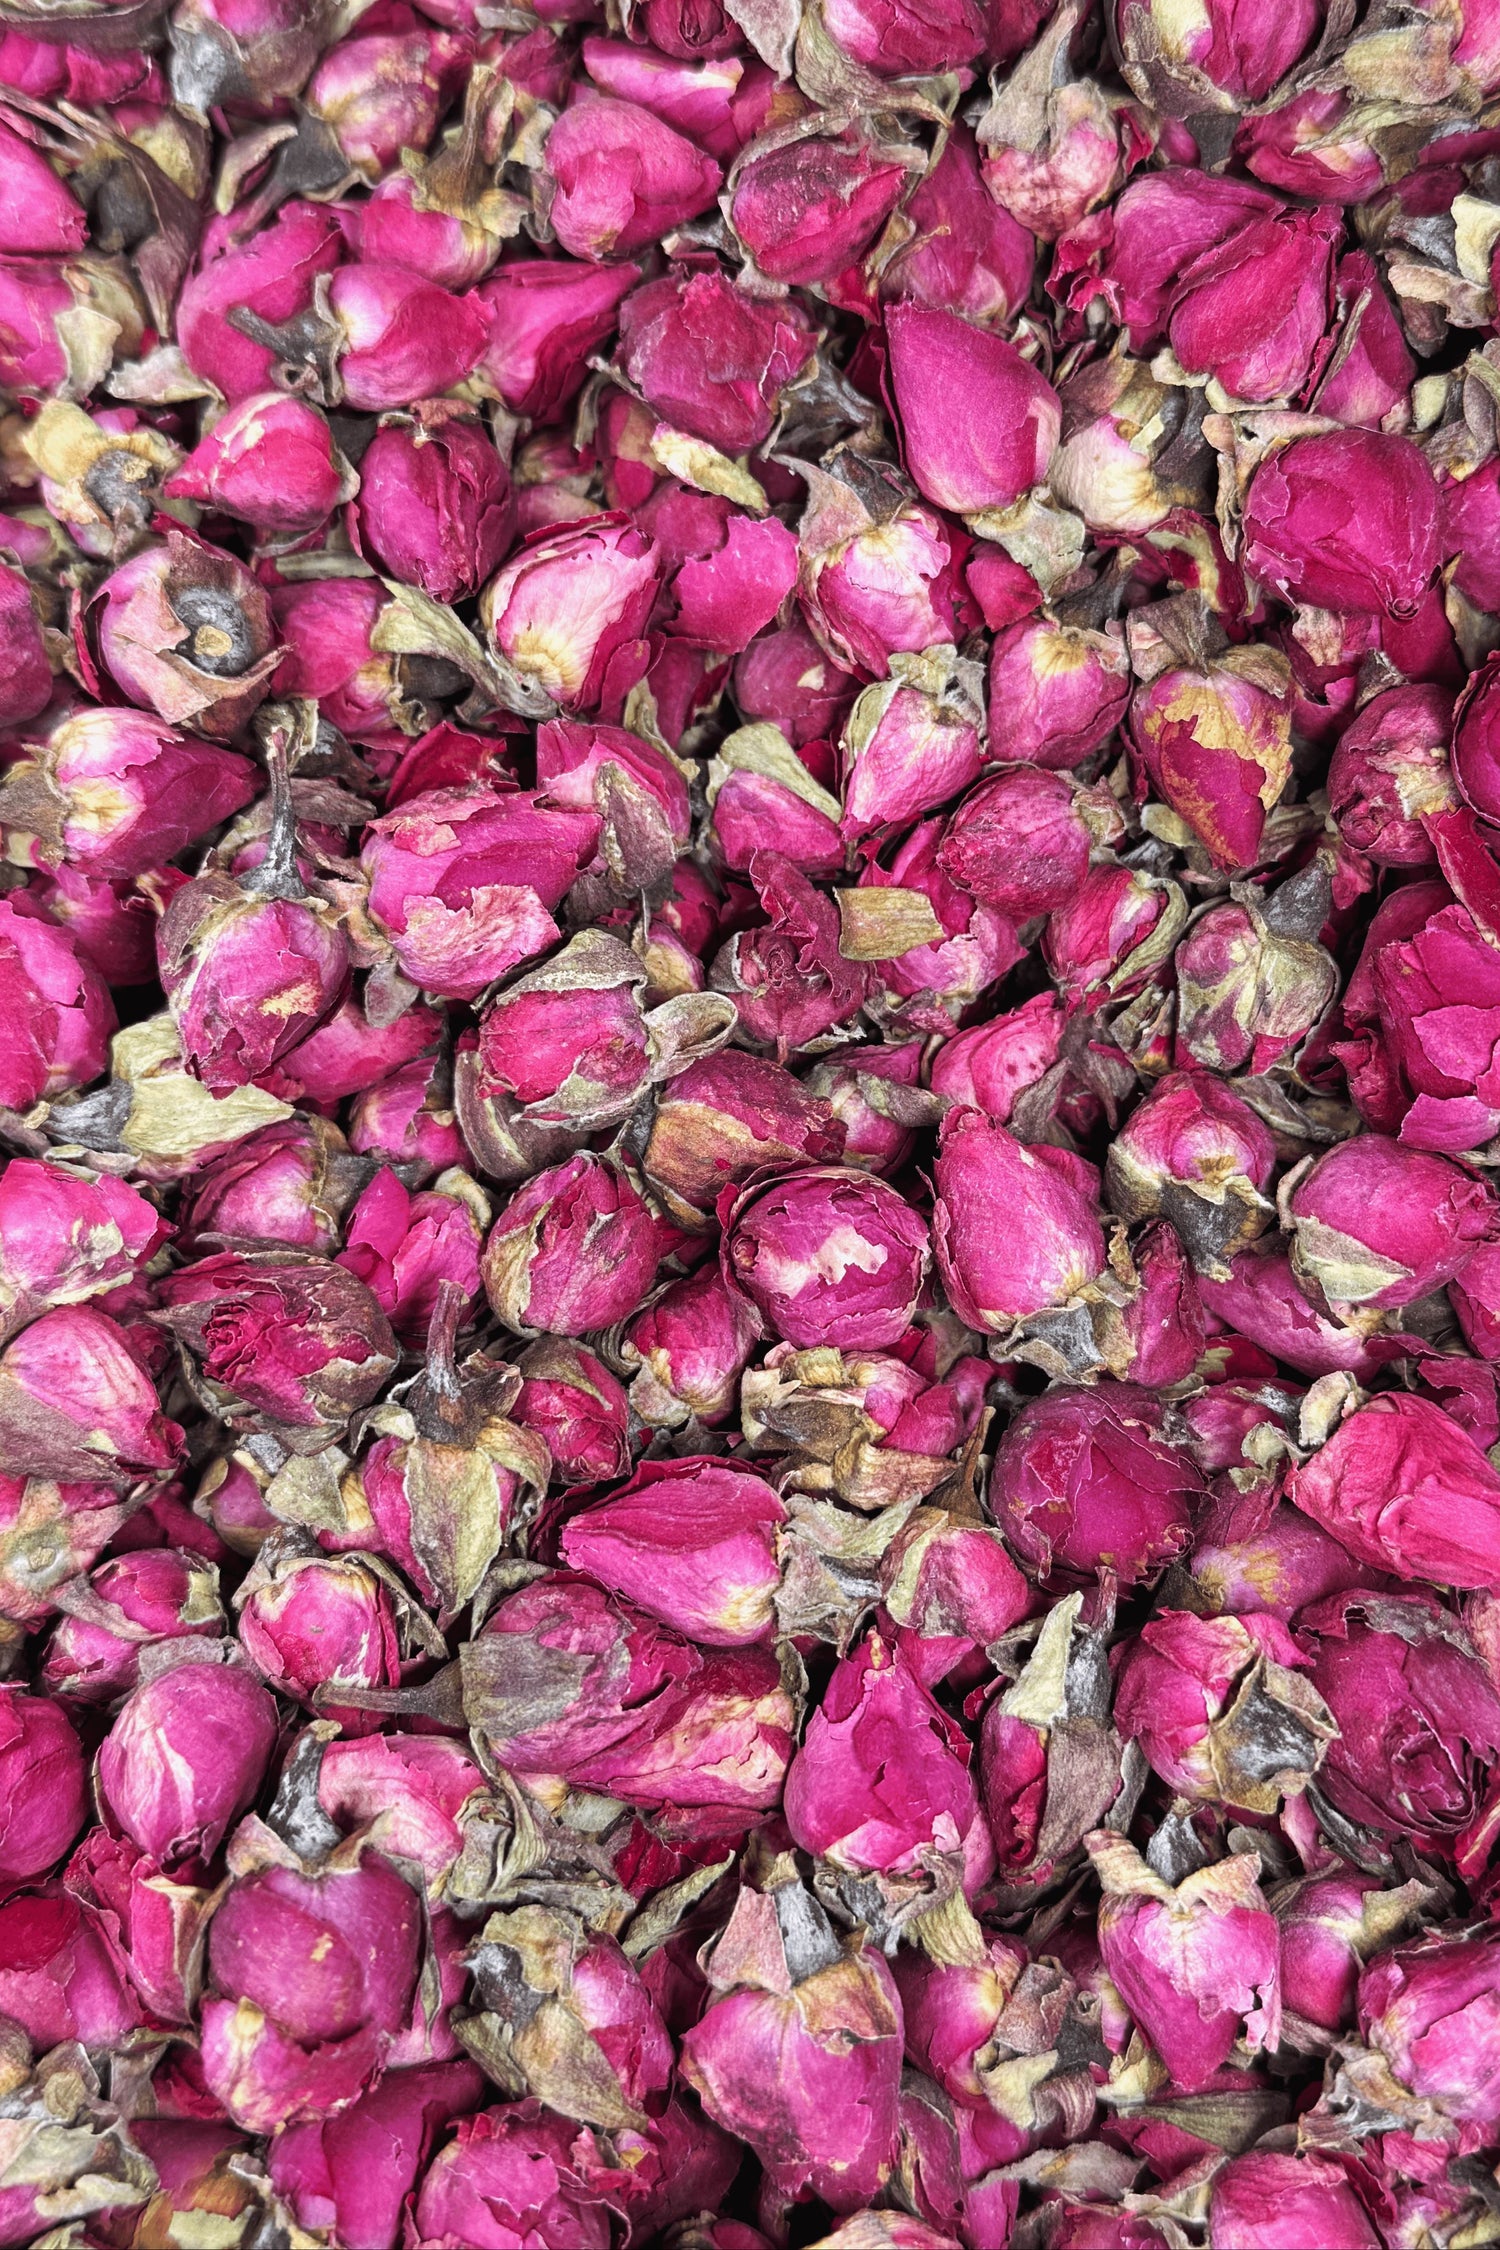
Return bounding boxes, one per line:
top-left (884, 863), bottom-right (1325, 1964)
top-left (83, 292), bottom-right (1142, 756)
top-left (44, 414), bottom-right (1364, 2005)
top-left (1242, 430), bottom-right (1440, 619)
top-left (1290, 1392), bottom-right (1500, 1592)
top-left (933, 1111), bottom-right (1106, 1333)
top-left (885, 303), bottom-right (1061, 519)
top-left (990, 1383), bottom-right (1202, 1584)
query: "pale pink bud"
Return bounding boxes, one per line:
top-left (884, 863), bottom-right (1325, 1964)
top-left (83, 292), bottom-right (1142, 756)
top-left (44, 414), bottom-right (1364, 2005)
top-left (0, 1305), bottom-right (181, 1489)
top-left (0, 705), bottom-right (256, 882)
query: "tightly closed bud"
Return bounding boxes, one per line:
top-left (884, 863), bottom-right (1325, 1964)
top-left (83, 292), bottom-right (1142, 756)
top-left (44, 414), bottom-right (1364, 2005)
top-left (1128, 645), bottom-right (1293, 871)
top-left (1243, 432), bottom-right (1440, 620)
top-left (154, 1252), bottom-right (398, 1438)
top-left (546, 97), bottom-right (722, 259)
top-left (885, 305), bottom-right (1060, 520)
top-left (881, 127), bottom-right (1035, 326)
top-left (1277, 1869), bottom-right (1431, 2039)
top-left (928, 993), bottom-right (1066, 1124)
top-left (933, 1112), bottom-right (1105, 1334)
top-left (0, 1688), bottom-right (86, 1891)
top-left (824, 0), bottom-right (984, 69)
top-left (643, 1048), bottom-right (845, 1223)
top-left (307, 1733), bottom-right (487, 1900)
top-left (728, 128), bottom-right (915, 288)
top-left (96, 1657), bottom-right (277, 1863)
top-left (562, 1456), bottom-right (784, 1644)
top-left (1043, 862), bottom-right (1178, 1006)
top-left (1168, 206), bottom-right (1338, 404)
top-left (1290, 1392), bottom-right (1500, 1591)
top-left (1118, 1218), bottom-right (1207, 1388)
top-left (238, 1545), bottom-right (400, 1726)
top-left (1174, 893), bottom-right (1337, 1077)
top-left (23, 863), bottom-right (180, 988)
top-left (620, 267), bottom-right (816, 454)
top-left (1182, 1485), bottom-right (1376, 1621)
top-left (1328, 685), bottom-right (1456, 864)
top-left (481, 515), bottom-right (660, 711)
top-left (351, 410), bottom-right (511, 606)
top-left (361, 784), bottom-right (601, 1003)
top-left (337, 1168), bottom-right (487, 1345)
top-left (41, 1548), bottom-right (223, 1703)
top-left (514, 1338), bottom-right (630, 1486)
top-left (1112, 0), bottom-right (1319, 106)
top-left (181, 1117), bottom-right (364, 1255)
top-left (840, 667), bottom-right (985, 844)
top-left (409, 2101), bottom-right (610, 2250)
top-left (270, 579), bottom-right (409, 748)
top-left (0, 119), bottom-right (86, 255)
top-left (1088, 1832), bottom-right (1280, 2091)
top-left (0, 1473), bottom-right (138, 1625)
top-left (801, 1042), bottom-right (933, 1176)
top-left (177, 204), bottom-right (345, 402)
top-left (350, 168), bottom-right (501, 293)
top-left (992, 1384), bottom-right (1202, 1584)
top-left (306, 14), bottom-right (470, 176)
top-left (269, 2061), bottom-right (486, 2250)
top-left (265, 989), bottom-right (445, 1107)
top-left (987, 612), bottom-right (1130, 771)
top-left (482, 1152), bottom-right (666, 1336)
top-left (473, 260), bottom-right (640, 420)
top-left (1199, 1240), bottom-right (1395, 1382)
top-left (163, 394), bottom-right (353, 538)
top-left (324, 262), bottom-right (487, 414)
top-left (1356, 1932), bottom-right (1500, 2138)
top-left (0, 1160), bottom-right (166, 1331)
top-left (621, 1261), bottom-right (764, 1428)
top-left (1105, 1071), bottom-right (1275, 1279)
top-left (1209, 2152), bottom-right (1381, 2250)
top-left (1286, 1136), bottom-right (1493, 1313)
top-left (0, 1306), bottom-right (182, 1488)
top-left (722, 1165), bottom-right (931, 1351)
top-left (0, 706), bottom-right (256, 882)
top-left (937, 764), bottom-right (1115, 920)
top-left (880, 1504), bottom-right (1030, 1661)
top-left (1114, 1608), bottom-right (1335, 1812)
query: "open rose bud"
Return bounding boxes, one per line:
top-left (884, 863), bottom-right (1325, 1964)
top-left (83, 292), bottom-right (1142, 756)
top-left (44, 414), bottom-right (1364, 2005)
top-left (350, 408), bottom-right (511, 607)
top-left (337, 1167), bottom-right (487, 1346)
top-left (1355, 1931), bottom-right (1500, 2141)
top-left (1327, 684), bottom-right (1456, 865)
top-left (513, 1338), bottom-right (630, 1486)
top-left (560, 1456), bottom-right (785, 1644)
top-left (991, 1384), bottom-right (1202, 1584)
top-left (20, 863), bottom-right (174, 989)
top-left (1127, 638), bottom-right (1294, 872)
top-left (465, 1570), bottom-right (793, 1812)
top-left (181, 1117), bottom-right (365, 1255)
top-left (800, 483), bottom-right (961, 684)
top-left (642, 1049), bottom-right (845, 1225)
top-left (481, 514), bottom-right (659, 712)
top-left (619, 266), bottom-right (816, 454)
top-left (621, 1261), bottom-right (764, 1429)
top-left (348, 1057), bottom-right (465, 1179)
top-left (96, 1656), bottom-right (277, 1864)
top-left (681, 1877), bottom-right (902, 2215)
top-left (482, 1151), bottom-right (666, 1337)
top-left (1207, 2152), bottom-right (1381, 2250)
top-left (237, 1542), bottom-right (400, 1729)
top-left (63, 1827), bottom-right (222, 2027)
top-left (936, 764), bottom-right (1116, 921)
top-left (722, 1165), bottom-right (930, 1351)
top-left (536, 718), bottom-right (691, 895)
top-left (0, 706), bottom-right (256, 884)
top-left (546, 96), bottom-right (722, 260)
top-left (269, 2060), bottom-right (486, 2250)
top-left (1174, 889), bottom-right (1337, 1078)
top-left (1290, 1392), bottom-right (1500, 1591)
top-left (711, 850), bottom-right (871, 1053)
top-left (1243, 431), bottom-right (1439, 619)
top-left (885, 304), bottom-right (1060, 521)
top-left (840, 663), bottom-right (986, 845)
top-left (154, 1251), bottom-right (398, 1440)
top-left (473, 260), bottom-right (640, 421)
top-left (1277, 1869), bottom-right (1433, 2040)
top-left (0, 1161), bottom-right (166, 1334)
top-left (177, 203), bottom-right (346, 402)
top-left (201, 1841), bottom-right (422, 2132)
top-left (1114, 1608), bottom-right (1335, 1813)
top-left (1285, 1136), bottom-right (1494, 1315)
top-left (1105, 1071), bottom-right (1275, 1280)
top-left (933, 1111), bottom-right (1105, 1335)
top-left (163, 392), bottom-right (353, 538)
top-left (0, 1306), bottom-right (182, 1488)
top-left (728, 126), bottom-right (916, 288)
top-left (927, 993), bottom-right (1065, 1126)
top-left (0, 1687), bottom-right (86, 1892)
top-left (41, 1548), bottom-right (223, 1704)
top-left (409, 2101), bottom-right (610, 2250)
top-left (1087, 1832), bottom-right (1279, 2091)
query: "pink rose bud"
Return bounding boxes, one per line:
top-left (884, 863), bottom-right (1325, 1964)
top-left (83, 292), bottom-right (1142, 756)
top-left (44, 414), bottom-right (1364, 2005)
top-left (1328, 684), bottom-right (1456, 865)
top-left (348, 1057), bottom-right (465, 1178)
top-left (642, 1048), bottom-right (845, 1224)
top-left (263, 989), bottom-right (445, 1107)
top-left (659, 500), bottom-right (799, 655)
top-left (802, 1042), bottom-right (934, 1177)
top-left (933, 1111), bottom-right (1106, 1334)
top-left (879, 1505), bottom-right (1030, 1664)
top-left (977, 17), bottom-right (1140, 241)
top-left (802, 494), bottom-right (961, 682)
top-left (0, 252), bottom-right (143, 394)
top-left (0, 560), bottom-right (51, 727)
top-left (1234, 88), bottom-right (1383, 204)
top-left (482, 1151), bottom-right (666, 1336)
top-left (722, 1164), bottom-right (930, 1351)
top-left (154, 1252), bottom-right (398, 1435)
top-left (727, 127), bottom-right (915, 288)
top-left (734, 620), bottom-right (858, 746)
top-left (1118, 1218), bottom-right (1207, 1389)
top-left (928, 992), bottom-right (1067, 1124)
top-left (1448, 658), bottom-right (1500, 832)
top-left (0, 1472), bottom-right (139, 1625)
top-left (64, 1829), bottom-right (222, 2026)
top-left (0, 1306), bottom-right (182, 1488)
top-left (271, 579), bottom-right (410, 748)
top-left (1112, 0), bottom-right (1319, 105)
top-left (536, 717), bottom-right (691, 893)
top-left (201, 1847), bottom-right (422, 2131)
top-left (0, 1687), bottom-right (86, 1891)
top-left (1243, 431), bottom-right (1440, 620)
top-left (991, 1383), bottom-right (1203, 1584)
top-left (1088, 1831), bottom-right (1280, 2091)
top-left (985, 612), bottom-right (1130, 772)
top-left (350, 407), bottom-right (512, 606)
top-left (22, 863), bottom-right (179, 988)
top-left (238, 1544), bottom-right (401, 1728)
top-left (1054, 166), bottom-right (1279, 350)
top-left (306, 13), bottom-right (470, 175)
top-left (96, 1656), bottom-right (277, 1863)
top-left (1286, 1135), bottom-right (1494, 1313)
top-left (936, 764), bottom-right (1112, 920)
top-left (1356, 1931), bottom-right (1500, 2140)
top-left (269, 2060), bottom-right (485, 2250)
top-left (1317, 248), bottom-right (1415, 430)
top-left (0, 1160), bottom-right (166, 1331)
top-left (823, 0), bottom-right (984, 69)
top-left (1167, 206), bottom-right (1339, 404)
top-left (1290, 1392), bottom-right (1500, 1592)
top-left (1127, 643), bottom-right (1294, 872)
top-left (1043, 859), bottom-right (1178, 1002)
top-left (361, 783), bottom-right (601, 1003)
top-left (710, 849), bottom-right (871, 1053)
top-left (0, 705), bottom-right (256, 881)
top-left (0, 118), bottom-right (86, 254)
top-left (784, 1631), bottom-right (993, 1894)
top-left (1174, 890), bottom-right (1337, 1077)
top-left (181, 1117), bottom-right (365, 1256)
top-left (841, 666), bottom-right (985, 842)
top-left (885, 304), bottom-right (1060, 519)
top-left (472, 260), bottom-right (640, 420)
top-left (882, 127), bottom-right (1036, 324)
top-left (163, 393), bottom-right (353, 537)
top-left (1277, 1869), bottom-right (1429, 2039)
top-left (177, 204), bottom-right (345, 402)
top-left (41, 1547), bottom-right (223, 1703)
top-left (467, 1571), bottom-right (793, 1812)
top-left (481, 514), bottom-right (660, 711)
top-left (1199, 1240), bottom-right (1395, 1382)
top-left (560, 1455), bottom-right (785, 1644)
top-left (581, 35), bottom-right (774, 161)
top-left (409, 2101), bottom-right (610, 2250)
top-left (1114, 1608), bottom-right (1335, 1812)
top-left (514, 1337), bottom-right (631, 1485)
top-left (1182, 1478), bottom-right (1377, 1620)
top-left (546, 96), bottom-right (722, 259)
top-left (1209, 2152), bottom-right (1382, 2250)
top-left (1105, 1070), bottom-right (1275, 1278)
top-left (1333, 884), bottom-right (1500, 1154)
top-left (680, 1877), bottom-right (903, 2215)
top-left (319, 261), bottom-right (487, 413)
top-left (352, 170), bottom-right (500, 294)
top-left (0, 895), bottom-right (114, 1111)
top-left (337, 1167), bottom-right (485, 1345)
top-left (307, 1733), bottom-right (487, 1898)
top-left (619, 266), bottom-right (816, 453)
top-left (1301, 1590), bottom-right (1500, 1863)
top-left (621, 1260), bottom-right (764, 1428)
top-left (0, 1891), bottom-right (142, 2052)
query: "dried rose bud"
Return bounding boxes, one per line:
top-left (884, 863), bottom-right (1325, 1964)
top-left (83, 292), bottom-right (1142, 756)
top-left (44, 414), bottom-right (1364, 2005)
top-left (201, 1845), bottom-right (422, 2132)
top-left (620, 267), bottom-right (815, 454)
top-left (984, 612), bottom-right (1129, 772)
top-left (885, 304), bottom-right (1060, 520)
top-left (22, 863), bottom-right (179, 988)
top-left (1167, 206), bottom-right (1338, 404)
top-left (880, 1505), bottom-right (1029, 1664)
top-left (582, 35), bottom-right (774, 161)
top-left (710, 850), bottom-right (871, 1054)
top-left (642, 1049), bottom-right (846, 1224)
top-left (1182, 1477), bottom-right (1377, 1619)
top-left (154, 1252), bottom-right (398, 1438)
top-left (0, 1687), bottom-right (86, 1892)
top-left (1088, 1832), bottom-right (1279, 2091)
top-left (514, 1338), bottom-right (630, 1486)
top-left (0, 1473), bottom-right (138, 1626)
top-left (336, 1168), bottom-right (486, 1346)
top-left (1286, 1135), bottom-right (1494, 1315)
top-left (473, 260), bottom-right (640, 421)
top-left (302, 1733), bottom-right (486, 1901)
top-left (841, 666), bottom-right (985, 844)
top-left (270, 2061), bottom-right (486, 2250)
top-left (1208, 2153), bottom-right (1381, 2250)
top-left (348, 1057), bottom-right (465, 1178)
top-left (163, 394), bottom-right (353, 538)
top-left (319, 261), bottom-right (487, 414)
top-left (890, 1932), bottom-right (1027, 2113)
top-left (1112, 0), bottom-right (1319, 106)
top-left (1118, 1218), bottom-right (1207, 1389)
top-left (1290, 1392), bottom-right (1500, 1591)
top-left (63, 1828), bottom-right (221, 2028)
top-left (41, 1548), bottom-right (223, 1704)
top-left (1105, 1071), bottom-right (1275, 1281)
top-left (680, 1878), bottom-right (902, 2215)
top-left (265, 988), bottom-right (445, 1107)
top-left (536, 718), bottom-right (691, 894)
top-left (546, 96), bottom-right (722, 259)
top-left (621, 1261), bottom-right (764, 1429)
top-left (482, 1151), bottom-right (666, 1337)
top-left (992, 1383), bottom-right (1202, 1584)
top-left (722, 1165), bottom-right (930, 1351)
top-left (802, 496), bottom-right (960, 684)
top-left (1055, 167), bottom-right (1276, 351)
top-left (96, 1656), bottom-right (277, 1864)
top-left (1174, 893), bottom-right (1337, 1078)
top-left (801, 1043), bottom-right (931, 1177)
top-left (0, 1160), bottom-right (166, 1332)
top-left (306, 13), bottom-right (470, 175)
top-left (1234, 89), bottom-right (1383, 205)
top-left (708, 726), bottom-right (844, 879)
top-left (481, 515), bottom-right (660, 711)
top-left (733, 620), bottom-right (858, 747)
top-left (1114, 1608), bottom-right (1334, 1812)
top-left (349, 409), bottom-right (511, 608)
top-left (0, 118), bottom-right (86, 254)
top-left (937, 764), bottom-right (1112, 920)
top-left (1128, 646), bottom-right (1293, 872)
top-left (270, 579), bottom-right (410, 749)
top-left (238, 1544), bottom-right (401, 1728)
top-left (728, 127), bottom-right (915, 288)
top-left (1328, 685), bottom-right (1456, 865)
top-left (1277, 1869), bottom-right (1430, 2039)
top-left (0, 897), bottom-right (114, 1112)
top-left (0, 1890), bottom-right (143, 2051)
top-left (977, 10), bottom-right (1141, 242)
top-left (177, 203), bottom-right (346, 403)
top-left (882, 126), bottom-right (1035, 324)
top-left (363, 780), bottom-right (603, 1005)
top-left (181, 1117), bottom-right (364, 1256)
top-left (0, 252), bottom-right (144, 394)
top-left (0, 705), bottom-right (256, 882)
top-left (0, 561), bottom-right (51, 728)
top-left (560, 1455), bottom-right (785, 1644)
top-left (1199, 1240), bottom-right (1396, 1382)
top-left (1243, 431), bottom-right (1440, 620)
top-left (1356, 1932), bottom-right (1500, 2139)
top-left (928, 992), bottom-right (1066, 1124)
top-left (0, 1306), bottom-right (182, 1489)
top-left (933, 1111), bottom-right (1105, 1335)
top-left (409, 2101), bottom-right (609, 2250)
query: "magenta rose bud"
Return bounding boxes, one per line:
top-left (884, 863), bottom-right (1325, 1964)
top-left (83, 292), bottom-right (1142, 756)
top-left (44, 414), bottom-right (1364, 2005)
top-left (178, 203), bottom-right (345, 401)
top-left (0, 1687), bottom-right (86, 1892)
top-left (802, 497), bottom-right (960, 682)
top-left (841, 670), bottom-right (985, 843)
top-left (481, 514), bottom-right (660, 711)
top-left (1328, 684), bottom-right (1456, 864)
top-left (1285, 1135), bottom-right (1494, 1313)
top-left (270, 579), bottom-right (411, 747)
top-left (1113, 1608), bottom-right (1335, 1812)
top-left (164, 392), bottom-right (353, 538)
top-left (0, 1306), bottom-right (182, 1489)
top-left (1113, 0), bottom-right (1319, 104)
top-left (928, 993), bottom-right (1066, 1124)
top-left (41, 1547), bottom-right (223, 1704)
top-left (181, 1117), bottom-right (362, 1256)
top-left (308, 1734), bottom-right (488, 1898)
top-left (153, 1253), bottom-right (398, 1437)
top-left (1289, 1392), bottom-right (1500, 1592)
top-left (0, 706), bottom-right (256, 882)
top-left (472, 260), bottom-right (640, 420)
top-left (337, 1168), bottom-right (486, 1347)
top-left (722, 1165), bottom-right (930, 1351)
top-left (536, 718), bottom-right (691, 894)
top-left (727, 128), bottom-right (915, 287)
top-left (1243, 431), bottom-right (1440, 619)
top-left (642, 1049), bottom-right (845, 1224)
top-left (269, 2061), bottom-right (485, 2250)
top-left (882, 126), bottom-right (1035, 324)
top-left (985, 612), bottom-right (1130, 771)
top-left (237, 1546), bottom-right (400, 1728)
top-left (1105, 1070), bottom-right (1276, 1280)
top-left (409, 2102), bottom-right (611, 2250)
top-left (1167, 206), bottom-right (1339, 404)
top-left (348, 1058), bottom-right (465, 1179)
top-left (734, 619), bottom-right (857, 747)
top-left (513, 1339), bottom-right (630, 1487)
top-left (933, 1111), bottom-right (1106, 1334)
top-left (1044, 861), bottom-right (1178, 1003)
top-left (96, 1657), bottom-right (277, 1864)
top-left (546, 96), bottom-right (722, 259)
top-left (482, 1152), bottom-right (666, 1337)
top-left (800, 1043), bottom-right (931, 1178)
top-left (351, 408), bottom-right (512, 606)
top-left (1088, 1831), bottom-right (1280, 2091)
top-left (1127, 650), bottom-right (1294, 871)
top-left (621, 1261), bottom-right (764, 1429)
top-left (201, 1847), bottom-right (422, 2132)
top-left (1277, 1869), bottom-right (1425, 2038)
top-left (1173, 894), bottom-right (1337, 1078)
top-left (0, 896), bottom-right (114, 1112)
top-left (324, 262), bottom-right (487, 413)
top-left (0, 118), bottom-right (86, 254)
top-left (710, 850), bottom-right (871, 1054)
top-left (1208, 2152), bottom-right (1381, 2250)
top-left (0, 1161), bottom-right (166, 1332)
top-left (21, 863), bottom-right (177, 988)
top-left (885, 304), bottom-right (1060, 519)
top-left (0, 1890), bottom-right (143, 2052)
top-left (936, 765), bottom-right (1109, 920)
top-left (880, 1506), bottom-right (1031, 1663)
top-left (784, 1631), bottom-right (992, 1895)
top-left (306, 14), bottom-right (470, 175)
top-left (1199, 1240), bottom-right (1395, 1383)
top-left (560, 1456), bottom-right (785, 1644)
top-left (1354, 1932), bottom-right (1500, 2144)
top-left (680, 1877), bottom-right (903, 2215)
top-left (991, 1383), bottom-right (1203, 1584)
top-left (619, 267), bottom-right (816, 453)
top-left (0, 560), bottom-right (50, 727)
